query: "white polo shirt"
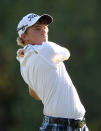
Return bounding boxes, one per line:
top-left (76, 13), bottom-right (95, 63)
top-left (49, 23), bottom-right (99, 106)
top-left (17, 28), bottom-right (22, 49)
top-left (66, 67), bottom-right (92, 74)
top-left (16, 41), bottom-right (85, 119)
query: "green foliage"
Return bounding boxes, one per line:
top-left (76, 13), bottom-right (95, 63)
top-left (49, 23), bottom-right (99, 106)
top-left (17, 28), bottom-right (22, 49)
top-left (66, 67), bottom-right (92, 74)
top-left (0, 0), bottom-right (100, 130)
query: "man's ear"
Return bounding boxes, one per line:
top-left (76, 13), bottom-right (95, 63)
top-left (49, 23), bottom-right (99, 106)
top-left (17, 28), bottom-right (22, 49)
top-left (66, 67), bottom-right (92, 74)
top-left (21, 33), bottom-right (29, 44)
top-left (21, 33), bottom-right (26, 41)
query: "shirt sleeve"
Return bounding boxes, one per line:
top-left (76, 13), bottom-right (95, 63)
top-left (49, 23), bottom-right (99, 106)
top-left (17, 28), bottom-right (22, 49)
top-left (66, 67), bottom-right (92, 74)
top-left (39, 42), bottom-right (70, 64)
top-left (51, 42), bottom-right (70, 63)
top-left (16, 45), bottom-right (39, 88)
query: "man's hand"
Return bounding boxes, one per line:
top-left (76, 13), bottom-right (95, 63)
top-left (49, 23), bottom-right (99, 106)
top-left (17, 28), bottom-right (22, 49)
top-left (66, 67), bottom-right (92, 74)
top-left (29, 87), bottom-right (40, 101)
top-left (18, 49), bottom-right (24, 57)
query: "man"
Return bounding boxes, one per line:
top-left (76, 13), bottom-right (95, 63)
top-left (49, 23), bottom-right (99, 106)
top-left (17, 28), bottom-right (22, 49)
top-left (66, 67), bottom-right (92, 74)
top-left (16, 13), bottom-right (89, 131)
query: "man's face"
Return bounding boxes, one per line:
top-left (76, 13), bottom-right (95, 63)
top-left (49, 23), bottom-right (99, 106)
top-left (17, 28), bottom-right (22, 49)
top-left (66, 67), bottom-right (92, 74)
top-left (22, 23), bottom-right (49, 45)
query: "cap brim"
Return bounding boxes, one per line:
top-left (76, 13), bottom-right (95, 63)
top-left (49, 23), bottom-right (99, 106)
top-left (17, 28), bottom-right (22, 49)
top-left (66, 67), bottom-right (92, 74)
top-left (38, 14), bottom-right (53, 25)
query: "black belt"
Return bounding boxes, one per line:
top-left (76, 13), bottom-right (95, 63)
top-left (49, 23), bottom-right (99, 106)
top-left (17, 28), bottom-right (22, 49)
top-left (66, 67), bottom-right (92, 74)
top-left (44, 116), bottom-right (86, 128)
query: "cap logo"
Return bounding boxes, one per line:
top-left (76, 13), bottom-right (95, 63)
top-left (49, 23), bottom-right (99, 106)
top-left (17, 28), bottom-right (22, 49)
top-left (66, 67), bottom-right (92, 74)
top-left (28, 14), bottom-right (38, 21)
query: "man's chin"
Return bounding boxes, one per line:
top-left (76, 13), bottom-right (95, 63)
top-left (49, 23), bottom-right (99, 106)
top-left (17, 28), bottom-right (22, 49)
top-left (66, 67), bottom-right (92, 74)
top-left (44, 38), bottom-right (48, 42)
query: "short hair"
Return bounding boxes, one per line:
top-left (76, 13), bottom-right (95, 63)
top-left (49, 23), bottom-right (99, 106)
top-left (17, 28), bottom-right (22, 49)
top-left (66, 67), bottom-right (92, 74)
top-left (16, 37), bottom-right (25, 47)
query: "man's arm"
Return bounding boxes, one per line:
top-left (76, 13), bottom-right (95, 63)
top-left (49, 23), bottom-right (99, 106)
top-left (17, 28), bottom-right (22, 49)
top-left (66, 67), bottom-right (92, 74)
top-left (29, 87), bottom-right (40, 101)
top-left (50, 42), bottom-right (70, 63)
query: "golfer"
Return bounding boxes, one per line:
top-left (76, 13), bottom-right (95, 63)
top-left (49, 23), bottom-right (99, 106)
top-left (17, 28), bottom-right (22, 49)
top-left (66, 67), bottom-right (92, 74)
top-left (16, 13), bottom-right (89, 131)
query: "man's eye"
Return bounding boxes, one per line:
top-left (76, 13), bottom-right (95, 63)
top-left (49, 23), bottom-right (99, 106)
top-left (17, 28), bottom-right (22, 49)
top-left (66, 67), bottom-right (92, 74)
top-left (36, 27), bottom-right (41, 30)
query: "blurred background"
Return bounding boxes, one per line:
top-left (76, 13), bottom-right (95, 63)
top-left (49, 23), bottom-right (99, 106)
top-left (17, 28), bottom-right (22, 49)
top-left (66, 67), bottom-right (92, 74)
top-left (0, 0), bottom-right (100, 130)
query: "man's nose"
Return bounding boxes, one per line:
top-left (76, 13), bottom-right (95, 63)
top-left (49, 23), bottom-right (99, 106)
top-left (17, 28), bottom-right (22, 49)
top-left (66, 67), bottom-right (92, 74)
top-left (41, 29), bottom-right (46, 34)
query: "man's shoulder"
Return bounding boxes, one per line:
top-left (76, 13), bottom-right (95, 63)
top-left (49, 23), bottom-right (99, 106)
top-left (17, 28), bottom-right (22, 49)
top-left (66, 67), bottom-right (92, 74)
top-left (45, 41), bottom-right (57, 45)
top-left (44, 41), bottom-right (59, 48)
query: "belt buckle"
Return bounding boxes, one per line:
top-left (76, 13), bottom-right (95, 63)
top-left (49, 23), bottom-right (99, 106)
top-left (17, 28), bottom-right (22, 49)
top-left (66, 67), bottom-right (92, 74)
top-left (70, 119), bottom-right (85, 128)
top-left (78, 120), bottom-right (85, 128)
